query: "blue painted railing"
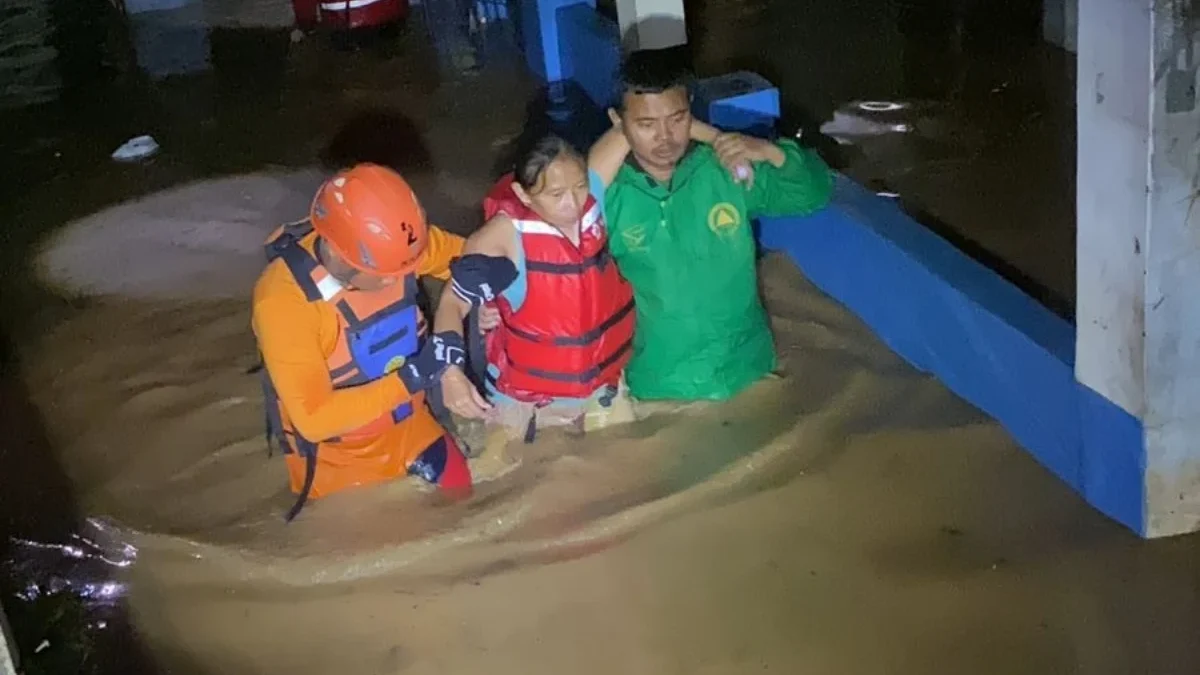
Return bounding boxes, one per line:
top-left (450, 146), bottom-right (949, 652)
top-left (759, 180), bottom-right (1144, 531)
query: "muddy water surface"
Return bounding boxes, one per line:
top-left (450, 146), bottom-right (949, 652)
top-left (19, 255), bottom-right (1200, 674)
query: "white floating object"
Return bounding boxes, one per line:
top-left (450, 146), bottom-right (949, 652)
top-left (111, 135), bottom-right (160, 162)
top-left (857, 101), bottom-right (907, 112)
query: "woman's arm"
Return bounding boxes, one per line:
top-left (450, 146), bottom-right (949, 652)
top-left (587, 125), bottom-right (631, 189)
top-left (431, 216), bottom-right (515, 339)
top-left (588, 118), bottom-right (729, 189)
top-left (690, 119), bottom-right (720, 144)
top-left (431, 215), bottom-right (515, 418)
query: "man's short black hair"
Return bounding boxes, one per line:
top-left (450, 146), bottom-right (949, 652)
top-left (615, 47), bottom-right (694, 111)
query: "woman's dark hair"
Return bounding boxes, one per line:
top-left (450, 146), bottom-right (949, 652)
top-left (511, 133), bottom-right (581, 193)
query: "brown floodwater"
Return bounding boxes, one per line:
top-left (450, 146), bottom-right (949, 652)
top-left (18, 253), bottom-right (1200, 674)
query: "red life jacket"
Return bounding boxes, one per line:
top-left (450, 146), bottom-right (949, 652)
top-left (482, 174), bottom-right (635, 402)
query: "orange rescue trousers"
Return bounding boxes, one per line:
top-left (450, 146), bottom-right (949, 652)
top-left (284, 415), bottom-right (472, 502)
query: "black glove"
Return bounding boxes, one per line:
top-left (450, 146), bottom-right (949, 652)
top-left (396, 331), bottom-right (467, 393)
top-left (450, 254), bottom-right (519, 308)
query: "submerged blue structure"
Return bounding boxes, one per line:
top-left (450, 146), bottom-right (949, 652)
top-left (517, 0), bottom-right (1149, 536)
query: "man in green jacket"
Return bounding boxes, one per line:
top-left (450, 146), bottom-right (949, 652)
top-left (589, 49), bottom-right (834, 401)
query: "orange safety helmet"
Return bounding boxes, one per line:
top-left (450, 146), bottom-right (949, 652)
top-left (310, 163), bottom-right (429, 277)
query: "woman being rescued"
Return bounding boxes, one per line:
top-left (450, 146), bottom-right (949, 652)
top-left (431, 119), bottom-right (731, 456)
top-left (253, 163), bottom-right (498, 520)
top-left (431, 132), bottom-right (639, 457)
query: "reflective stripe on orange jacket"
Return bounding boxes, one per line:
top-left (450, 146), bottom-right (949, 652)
top-left (252, 222), bottom-right (463, 502)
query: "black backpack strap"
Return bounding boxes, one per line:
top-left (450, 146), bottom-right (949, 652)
top-left (264, 220), bottom-right (314, 262)
top-left (260, 365), bottom-right (288, 457)
top-left (266, 222), bottom-right (325, 302)
top-left (260, 356), bottom-right (319, 522)
top-left (464, 305), bottom-right (489, 391)
top-left (284, 438), bottom-right (319, 522)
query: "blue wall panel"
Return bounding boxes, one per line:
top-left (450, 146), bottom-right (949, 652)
top-left (521, 0), bottom-right (594, 80)
top-left (758, 178), bottom-right (1145, 533)
top-left (693, 73), bottom-right (780, 138)
top-left (556, 3), bottom-right (620, 106)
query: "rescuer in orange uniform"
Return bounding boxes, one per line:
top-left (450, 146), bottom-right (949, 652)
top-left (253, 163), bottom-right (480, 520)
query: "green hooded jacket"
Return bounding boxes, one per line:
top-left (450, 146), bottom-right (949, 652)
top-left (604, 139), bottom-right (833, 401)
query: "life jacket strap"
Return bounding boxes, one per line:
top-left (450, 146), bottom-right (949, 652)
top-left (523, 248), bottom-right (610, 276)
top-left (505, 338), bottom-right (632, 384)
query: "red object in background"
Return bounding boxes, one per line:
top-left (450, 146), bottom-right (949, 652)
top-left (292, 0), bottom-right (321, 29)
top-left (291, 0), bottom-right (410, 31)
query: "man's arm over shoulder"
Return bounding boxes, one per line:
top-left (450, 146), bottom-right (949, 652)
top-left (253, 269), bottom-right (412, 442)
top-left (744, 139), bottom-right (834, 218)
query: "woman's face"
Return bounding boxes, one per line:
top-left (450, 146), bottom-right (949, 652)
top-left (520, 153), bottom-right (589, 230)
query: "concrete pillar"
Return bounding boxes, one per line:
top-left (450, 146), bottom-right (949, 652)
top-left (1077, 0), bottom-right (1200, 537)
top-left (1044, 0), bottom-right (1079, 52)
top-left (614, 0), bottom-right (686, 50)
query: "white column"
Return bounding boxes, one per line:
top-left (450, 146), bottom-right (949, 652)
top-left (614, 0), bottom-right (687, 50)
top-left (1077, 0), bottom-right (1200, 536)
top-left (1076, 0), bottom-right (1148, 419)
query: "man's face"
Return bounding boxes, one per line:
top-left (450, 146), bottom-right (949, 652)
top-left (318, 237), bottom-right (406, 292)
top-left (618, 86), bottom-right (692, 174)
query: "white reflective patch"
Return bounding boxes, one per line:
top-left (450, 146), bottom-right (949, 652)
top-left (580, 203), bottom-right (602, 233)
top-left (333, 177), bottom-right (347, 188)
top-left (511, 219), bottom-right (565, 237)
top-left (321, 0), bottom-right (385, 10)
top-left (315, 274), bottom-right (344, 300)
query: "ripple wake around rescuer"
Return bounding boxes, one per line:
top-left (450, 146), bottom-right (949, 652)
top-left (252, 163), bottom-right (491, 520)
